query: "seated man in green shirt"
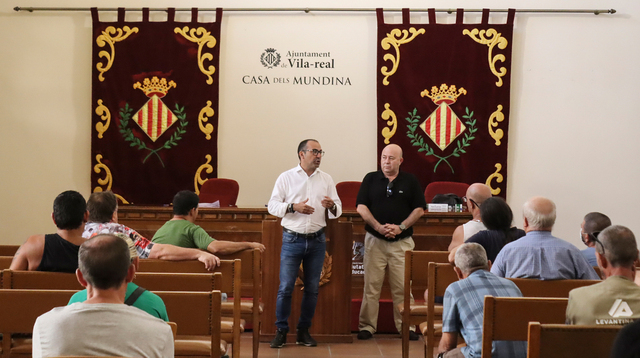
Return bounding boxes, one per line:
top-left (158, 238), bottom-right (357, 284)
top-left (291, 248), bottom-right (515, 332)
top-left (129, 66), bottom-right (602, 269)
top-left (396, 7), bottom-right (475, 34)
top-left (152, 190), bottom-right (265, 255)
top-left (69, 233), bottom-right (168, 321)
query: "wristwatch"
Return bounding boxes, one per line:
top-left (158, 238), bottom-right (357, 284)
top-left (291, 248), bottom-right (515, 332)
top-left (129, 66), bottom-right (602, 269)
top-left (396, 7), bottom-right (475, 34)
top-left (288, 203), bottom-right (294, 213)
top-left (399, 224), bottom-right (407, 231)
top-left (331, 203), bottom-right (337, 211)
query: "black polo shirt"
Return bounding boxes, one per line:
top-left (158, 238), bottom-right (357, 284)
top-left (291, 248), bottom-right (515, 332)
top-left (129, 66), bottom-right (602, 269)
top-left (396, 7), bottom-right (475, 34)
top-left (356, 170), bottom-right (426, 240)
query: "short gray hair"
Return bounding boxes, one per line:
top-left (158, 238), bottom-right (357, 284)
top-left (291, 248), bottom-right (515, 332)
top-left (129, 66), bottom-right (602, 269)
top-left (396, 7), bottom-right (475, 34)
top-left (597, 225), bottom-right (638, 268)
top-left (454, 243), bottom-right (489, 274)
top-left (523, 197), bottom-right (556, 230)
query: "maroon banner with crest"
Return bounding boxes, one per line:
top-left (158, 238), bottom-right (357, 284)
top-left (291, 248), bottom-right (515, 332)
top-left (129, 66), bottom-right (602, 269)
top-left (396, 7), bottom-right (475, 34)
top-left (377, 8), bottom-right (515, 198)
top-left (91, 8), bottom-right (222, 205)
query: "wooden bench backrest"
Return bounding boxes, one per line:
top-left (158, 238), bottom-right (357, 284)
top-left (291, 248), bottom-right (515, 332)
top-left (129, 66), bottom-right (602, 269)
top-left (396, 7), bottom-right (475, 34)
top-left (481, 296), bottom-right (568, 358)
top-left (153, 290), bottom-right (222, 336)
top-left (0, 246), bottom-right (19, 256)
top-left (527, 322), bottom-right (621, 358)
top-left (218, 249), bottom-right (261, 298)
top-left (425, 263), bottom-right (458, 358)
top-left (0, 256), bottom-right (14, 270)
top-left (0, 289), bottom-right (76, 338)
top-left (2, 270), bottom-right (224, 293)
top-left (509, 278), bottom-right (600, 298)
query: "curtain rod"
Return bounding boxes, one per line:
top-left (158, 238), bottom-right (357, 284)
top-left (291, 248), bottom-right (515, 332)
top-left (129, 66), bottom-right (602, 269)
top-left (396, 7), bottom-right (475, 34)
top-left (13, 7), bottom-right (616, 15)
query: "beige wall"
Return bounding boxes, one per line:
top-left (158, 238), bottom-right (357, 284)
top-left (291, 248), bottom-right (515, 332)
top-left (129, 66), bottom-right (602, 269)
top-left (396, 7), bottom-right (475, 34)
top-left (1, 0), bottom-right (639, 249)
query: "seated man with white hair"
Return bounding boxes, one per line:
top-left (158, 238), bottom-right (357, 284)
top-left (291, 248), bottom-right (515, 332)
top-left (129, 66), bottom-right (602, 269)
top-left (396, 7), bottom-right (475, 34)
top-left (438, 243), bottom-right (525, 358)
top-left (491, 196), bottom-right (600, 280)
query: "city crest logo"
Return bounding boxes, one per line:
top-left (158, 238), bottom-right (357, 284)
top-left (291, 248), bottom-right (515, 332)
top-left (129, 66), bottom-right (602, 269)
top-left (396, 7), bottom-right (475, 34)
top-left (260, 48), bottom-right (281, 69)
top-left (405, 83), bottom-right (477, 173)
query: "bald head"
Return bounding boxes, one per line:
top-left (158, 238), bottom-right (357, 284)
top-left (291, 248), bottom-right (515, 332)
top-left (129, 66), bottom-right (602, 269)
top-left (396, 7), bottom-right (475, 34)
top-left (380, 144), bottom-right (403, 177)
top-left (466, 183), bottom-right (492, 205)
top-left (523, 196), bottom-right (557, 231)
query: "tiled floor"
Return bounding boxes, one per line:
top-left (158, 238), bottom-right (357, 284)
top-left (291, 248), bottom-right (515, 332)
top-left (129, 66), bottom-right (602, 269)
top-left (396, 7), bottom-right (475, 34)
top-left (238, 332), bottom-right (426, 358)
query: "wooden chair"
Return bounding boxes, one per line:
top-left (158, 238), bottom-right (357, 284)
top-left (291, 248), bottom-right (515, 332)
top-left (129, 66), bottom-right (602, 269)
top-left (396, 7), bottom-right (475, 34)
top-left (154, 290), bottom-right (224, 358)
top-left (138, 249), bottom-right (263, 358)
top-left (399, 250), bottom-right (450, 358)
top-left (1, 270), bottom-right (81, 290)
top-left (508, 278), bottom-right (600, 298)
top-left (336, 181), bottom-right (361, 210)
top-left (138, 259), bottom-right (243, 358)
top-left (481, 296), bottom-right (568, 358)
top-left (419, 262), bottom-right (458, 358)
top-left (0, 289), bottom-right (77, 357)
top-left (0, 246), bottom-right (19, 256)
top-left (199, 178), bottom-right (240, 207)
top-left (527, 322), bottom-right (621, 358)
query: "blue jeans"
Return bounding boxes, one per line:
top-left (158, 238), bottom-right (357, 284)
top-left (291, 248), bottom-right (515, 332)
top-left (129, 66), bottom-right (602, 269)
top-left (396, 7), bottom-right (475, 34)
top-left (275, 230), bottom-right (326, 331)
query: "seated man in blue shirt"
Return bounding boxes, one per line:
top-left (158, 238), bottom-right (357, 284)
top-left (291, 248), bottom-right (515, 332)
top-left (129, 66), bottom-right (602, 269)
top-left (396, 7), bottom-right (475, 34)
top-left (491, 196), bottom-right (600, 280)
top-left (438, 243), bottom-right (525, 358)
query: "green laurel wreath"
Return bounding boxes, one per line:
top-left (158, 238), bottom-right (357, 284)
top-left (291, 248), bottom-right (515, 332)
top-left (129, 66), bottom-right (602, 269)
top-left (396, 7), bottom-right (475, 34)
top-left (118, 103), bottom-right (188, 168)
top-left (406, 106), bottom-right (477, 173)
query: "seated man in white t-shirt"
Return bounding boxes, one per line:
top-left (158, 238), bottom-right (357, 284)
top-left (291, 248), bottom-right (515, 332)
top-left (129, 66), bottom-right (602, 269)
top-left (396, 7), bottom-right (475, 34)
top-left (32, 234), bottom-right (174, 358)
top-left (447, 183), bottom-right (492, 262)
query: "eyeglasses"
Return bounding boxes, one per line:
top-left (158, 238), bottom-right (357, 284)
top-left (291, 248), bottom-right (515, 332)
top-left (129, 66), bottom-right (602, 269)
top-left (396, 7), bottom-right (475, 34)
top-left (304, 149), bottom-right (325, 157)
top-left (587, 230), bottom-right (605, 255)
top-left (386, 181), bottom-right (394, 197)
top-left (462, 196), bottom-right (480, 208)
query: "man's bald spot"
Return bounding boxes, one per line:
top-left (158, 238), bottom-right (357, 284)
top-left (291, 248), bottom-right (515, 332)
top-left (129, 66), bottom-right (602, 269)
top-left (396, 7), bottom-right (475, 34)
top-left (466, 183), bottom-right (492, 203)
top-left (383, 144), bottom-right (403, 158)
top-left (523, 196), bottom-right (557, 230)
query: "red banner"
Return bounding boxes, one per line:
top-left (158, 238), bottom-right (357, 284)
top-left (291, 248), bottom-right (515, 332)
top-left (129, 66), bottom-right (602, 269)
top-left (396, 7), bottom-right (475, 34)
top-left (377, 8), bottom-right (515, 197)
top-left (91, 8), bottom-right (222, 205)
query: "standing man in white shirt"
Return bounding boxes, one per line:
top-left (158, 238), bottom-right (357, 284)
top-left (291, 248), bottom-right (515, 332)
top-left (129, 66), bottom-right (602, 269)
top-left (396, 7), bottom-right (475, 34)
top-left (267, 139), bottom-right (342, 348)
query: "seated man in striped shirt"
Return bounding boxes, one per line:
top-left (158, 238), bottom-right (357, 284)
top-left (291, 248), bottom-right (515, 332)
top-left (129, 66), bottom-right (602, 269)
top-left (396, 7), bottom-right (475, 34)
top-left (491, 196), bottom-right (600, 280)
top-left (438, 243), bottom-right (525, 358)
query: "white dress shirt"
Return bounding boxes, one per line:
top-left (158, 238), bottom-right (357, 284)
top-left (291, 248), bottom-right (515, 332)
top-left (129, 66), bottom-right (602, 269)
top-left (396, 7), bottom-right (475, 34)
top-left (268, 165), bottom-right (342, 234)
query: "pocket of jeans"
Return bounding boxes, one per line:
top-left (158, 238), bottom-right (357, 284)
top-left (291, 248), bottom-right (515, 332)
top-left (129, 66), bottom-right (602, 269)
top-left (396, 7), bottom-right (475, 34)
top-left (283, 232), bottom-right (297, 243)
top-left (315, 234), bottom-right (326, 243)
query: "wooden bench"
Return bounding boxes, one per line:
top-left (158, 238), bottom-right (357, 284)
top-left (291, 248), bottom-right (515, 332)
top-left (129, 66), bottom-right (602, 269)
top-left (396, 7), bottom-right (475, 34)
top-left (137, 259), bottom-right (243, 358)
top-left (399, 250), bottom-right (449, 358)
top-left (1, 267), bottom-right (239, 358)
top-left (481, 296), bottom-right (568, 358)
top-left (419, 262), bottom-right (458, 358)
top-left (527, 322), bottom-right (622, 358)
top-left (139, 249), bottom-right (262, 358)
top-left (0, 289), bottom-right (77, 357)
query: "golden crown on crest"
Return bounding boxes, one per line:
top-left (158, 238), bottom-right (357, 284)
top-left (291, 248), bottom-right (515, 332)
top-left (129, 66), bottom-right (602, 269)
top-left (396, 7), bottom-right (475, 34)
top-left (421, 83), bottom-right (467, 105)
top-left (133, 76), bottom-right (177, 98)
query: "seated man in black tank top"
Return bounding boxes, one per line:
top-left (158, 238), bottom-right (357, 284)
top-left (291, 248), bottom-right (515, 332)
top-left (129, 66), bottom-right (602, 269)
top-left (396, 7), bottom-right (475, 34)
top-left (10, 190), bottom-right (88, 272)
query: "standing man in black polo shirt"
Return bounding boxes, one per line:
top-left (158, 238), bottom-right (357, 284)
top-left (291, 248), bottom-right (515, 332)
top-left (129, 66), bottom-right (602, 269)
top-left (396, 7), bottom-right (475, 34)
top-left (356, 144), bottom-right (426, 340)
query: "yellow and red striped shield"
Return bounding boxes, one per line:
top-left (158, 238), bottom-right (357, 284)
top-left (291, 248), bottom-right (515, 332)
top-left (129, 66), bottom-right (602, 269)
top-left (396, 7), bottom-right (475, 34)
top-left (419, 102), bottom-right (466, 150)
top-left (132, 95), bottom-right (176, 142)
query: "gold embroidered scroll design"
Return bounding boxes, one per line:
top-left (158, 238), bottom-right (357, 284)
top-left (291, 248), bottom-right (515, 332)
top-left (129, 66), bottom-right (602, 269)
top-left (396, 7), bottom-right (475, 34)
top-left (381, 103), bottom-right (397, 144)
top-left (380, 28), bottom-right (426, 86)
top-left (198, 101), bottom-right (214, 140)
top-left (488, 105), bottom-right (505, 146)
top-left (174, 27), bottom-right (217, 85)
top-left (96, 26), bottom-right (139, 82)
top-left (485, 163), bottom-right (504, 195)
top-left (95, 100), bottom-right (111, 139)
top-left (462, 28), bottom-right (508, 87)
top-left (93, 154), bottom-right (129, 204)
top-left (194, 154), bottom-right (214, 194)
